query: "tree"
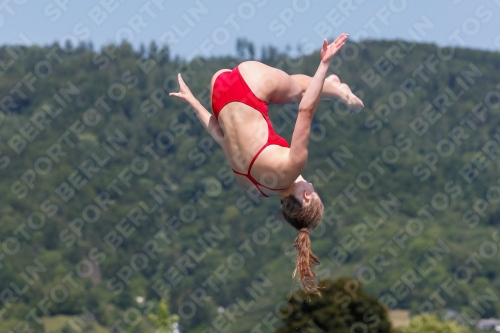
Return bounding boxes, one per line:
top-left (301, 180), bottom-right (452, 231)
top-left (149, 41), bottom-right (158, 58)
top-left (148, 298), bottom-right (180, 333)
top-left (236, 38), bottom-right (255, 59)
top-left (274, 278), bottom-right (393, 333)
top-left (260, 45), bottom-right (280, 64)
top-left (397, 314), bottom-right (470, 333)
top-left (139, 43), bottom-right (146, 56)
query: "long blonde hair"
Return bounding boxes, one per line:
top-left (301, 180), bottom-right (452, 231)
top-left (281, 194), bottom-right (324, 295)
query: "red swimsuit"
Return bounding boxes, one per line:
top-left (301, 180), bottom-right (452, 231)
top-left (211, 66), bottom-right (289, 197)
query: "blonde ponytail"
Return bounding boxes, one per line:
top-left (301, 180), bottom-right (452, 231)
top-left (281, 193), bottom-right (324, 295)
top-left (293, 228), bottom-right (321, 295)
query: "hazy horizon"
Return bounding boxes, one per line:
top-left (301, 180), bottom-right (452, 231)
top-left (1, 0), bottom-right (499, 60)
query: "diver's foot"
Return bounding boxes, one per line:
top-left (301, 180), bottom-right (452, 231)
top-left (339, 83), bottom-right (364, 113)
top-left (325, 75), bottom-right (364, 113)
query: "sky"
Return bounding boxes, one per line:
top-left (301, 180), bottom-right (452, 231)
top-left (0, 0), bottom-right (499, 60)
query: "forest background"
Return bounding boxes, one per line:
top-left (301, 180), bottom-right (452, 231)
top-left (0, 28), bottom-right (500, 333)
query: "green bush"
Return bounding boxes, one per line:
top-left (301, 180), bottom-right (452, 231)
top-left (397, 314), bottom-right (470, 333)
top-left (274, 278), bottom-right (392, 333)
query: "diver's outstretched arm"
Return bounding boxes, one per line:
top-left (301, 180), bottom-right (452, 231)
top-left (288, 35), bottom-right (347, 170)
top-left (170, 73), bottom-right (225, 147)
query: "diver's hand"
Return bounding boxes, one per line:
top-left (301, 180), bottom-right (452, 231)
top-left (169, 73), bottom-right (196, 104)
top-left (320, 33), bottom-right (348, 64)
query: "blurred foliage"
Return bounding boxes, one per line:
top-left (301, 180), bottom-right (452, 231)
top-left (397, 314), bottom-right (470, 333)
top-left (0, 39), bottom-right (500, 333)
top-left (274, 278), bottom-right (392, 333)
top-left (148, 297), bottom-right (179, 333)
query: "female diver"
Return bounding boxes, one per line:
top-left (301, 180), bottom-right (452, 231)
top-left (170, 34), bottom-right (363, 293)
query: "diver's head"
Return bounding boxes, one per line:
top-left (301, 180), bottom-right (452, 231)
top-left (280, 179), bottom-right (324, 295)
top-left (281, 180), bottom-right (323, 230)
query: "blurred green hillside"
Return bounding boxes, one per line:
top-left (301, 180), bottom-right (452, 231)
top-left (0, 39), bottom-right (499, 332)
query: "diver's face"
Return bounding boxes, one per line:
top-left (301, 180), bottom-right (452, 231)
top-left (293, 180), bottom-right (316, 205)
